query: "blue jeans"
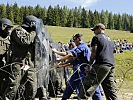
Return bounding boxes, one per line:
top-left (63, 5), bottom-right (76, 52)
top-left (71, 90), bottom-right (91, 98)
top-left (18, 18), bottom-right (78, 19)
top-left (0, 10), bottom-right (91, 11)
top-left (62, 70), bottom-right (102, 100)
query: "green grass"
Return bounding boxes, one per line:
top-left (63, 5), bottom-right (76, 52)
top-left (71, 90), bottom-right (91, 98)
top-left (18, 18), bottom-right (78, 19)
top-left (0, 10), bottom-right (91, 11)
top-left (114, 51), bottom-right (133, 80)
top-left (45, 25), bottom-right (133, 43)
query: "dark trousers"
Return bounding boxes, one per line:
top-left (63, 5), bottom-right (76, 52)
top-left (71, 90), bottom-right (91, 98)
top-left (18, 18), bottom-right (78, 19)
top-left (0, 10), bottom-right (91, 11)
top-left (62, 70), bottom-right (102, 100)
top-left (0, 72), bottom-right (7, 99)
top-left (5, 64), bottom-right (37, 100)
top-left (79, 64), bottom-right (118, 100)
top-left (0, 63), bottom-right (10, 100)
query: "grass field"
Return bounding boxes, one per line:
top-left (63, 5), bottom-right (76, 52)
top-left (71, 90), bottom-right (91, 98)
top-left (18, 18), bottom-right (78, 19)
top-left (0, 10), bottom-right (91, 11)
top-left (45, 25), bottom-right (133, 43)
top-left (45, 25), bottom-right (133, 93)
top-left (114, 51), bottom-right (133, 92)
top-left (45, 26), bottom-right (133, 79)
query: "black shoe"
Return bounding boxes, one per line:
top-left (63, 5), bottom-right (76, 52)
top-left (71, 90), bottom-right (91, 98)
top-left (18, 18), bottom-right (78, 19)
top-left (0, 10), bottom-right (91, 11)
top-left (73, 96), bottom-right (78, 99)
top-left (49, 94), bottom-right (56, 97)
top-left (60, 89), bottom-right (64, 93)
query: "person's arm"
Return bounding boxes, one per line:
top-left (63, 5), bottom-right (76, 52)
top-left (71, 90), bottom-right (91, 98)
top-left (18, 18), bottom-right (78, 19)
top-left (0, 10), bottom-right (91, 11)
top-left (90, 46), bottom-right (97, 65)
top-left (52, 48), bottom-right (67, 56)
top-left (58, 62), bottom-right (72, 68)
top-left (90, 36), bottom-right (98, 65)
top-left (56, 52), bottom-right (75, 62)
top-left (49, 61), bottom-right (72, 71)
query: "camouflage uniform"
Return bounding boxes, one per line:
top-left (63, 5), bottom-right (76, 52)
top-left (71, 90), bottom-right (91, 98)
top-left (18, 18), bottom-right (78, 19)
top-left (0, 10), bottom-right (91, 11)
top-left (0, 35), bottom-right (10, 99)
top-left (6, 16), bottom-right (37, 100)
top-left (0, 18), bottom-right (13, 100)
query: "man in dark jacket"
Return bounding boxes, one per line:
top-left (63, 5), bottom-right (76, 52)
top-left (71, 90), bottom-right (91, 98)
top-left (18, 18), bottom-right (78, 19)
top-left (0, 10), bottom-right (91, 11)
top-left (79, 23), bottom-right (118, 100)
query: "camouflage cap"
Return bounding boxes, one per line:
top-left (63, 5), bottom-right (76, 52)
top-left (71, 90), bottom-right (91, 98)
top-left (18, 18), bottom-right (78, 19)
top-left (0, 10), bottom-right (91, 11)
top-left (91, 23), bottom-right (105, 31)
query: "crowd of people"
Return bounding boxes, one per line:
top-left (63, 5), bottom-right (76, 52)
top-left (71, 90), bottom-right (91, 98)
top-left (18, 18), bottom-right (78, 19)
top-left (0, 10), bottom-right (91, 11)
top-left (0, 15), bottom-right (120, 100)
top-left (113, 39), bottom-right (133, 53)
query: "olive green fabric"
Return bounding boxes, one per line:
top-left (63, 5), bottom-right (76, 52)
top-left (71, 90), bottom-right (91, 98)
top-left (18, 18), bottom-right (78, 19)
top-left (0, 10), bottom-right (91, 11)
top-left (0, 36), bottom-right (10, 56)
top-left (79, 64), bottom-right (118, 100)
top-left (0, 34), bottom-right (10, 99)
top-left (11, 26), bottom-right (36, 59)
top-left (6, 26), bottom-right (37, 100)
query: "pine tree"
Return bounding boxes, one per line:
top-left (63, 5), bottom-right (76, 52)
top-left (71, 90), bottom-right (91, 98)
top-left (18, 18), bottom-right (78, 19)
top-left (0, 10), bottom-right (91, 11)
top-left (13, 3), bottom-right (21, 24)
top-left (0, 4), bottom-right (6, 19)
top-left (107, 12), bottom-right (114, 29)
top-left (77, 6), bottom-right (82, 27)
top-left (73, 7), bottom-right (80, 27)
top-left (34, 4), bottom-right (41, 18)
top-left (122, 14), bottom-right (130, 31)
top-left (19, 6), bottom-right (25, 24)
top-left (93, 10), bottom-right (100, 25)
top-left (53, 5), bottom-right (60, 26)
top-left (88, 10), bottom-right (93, 27)
top-left (101, 10), bottom-right (108, 28)
top-left (81, 8), bottom-right (89, 28)
top-left (24, 6), bottom-right (29, 17)
top-left (6, 3), bottom-right (14, 23)
top-left (28, 6), bottom-right (34, 15)
top-left (46, 5), bottom-right (54, 25)
top-left (113, 14), bottom-right (118, 30)
top-left (117, 14), bottom-right (122, 30)
top-left (66, 10), bottom-right (74, 27)
top-left (129, 16), bottom-right (133, 33)
top-left (40, 7), bottom-right (47, 25)
top-left (60, 6), bottom-right (67, 27)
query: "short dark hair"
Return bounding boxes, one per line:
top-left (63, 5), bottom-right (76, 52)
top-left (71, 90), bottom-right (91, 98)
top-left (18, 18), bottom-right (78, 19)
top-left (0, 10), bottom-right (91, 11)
top-left (69, 42), bottom-right (76, 47)
top-left (73, 33), bottom-right (83, 41)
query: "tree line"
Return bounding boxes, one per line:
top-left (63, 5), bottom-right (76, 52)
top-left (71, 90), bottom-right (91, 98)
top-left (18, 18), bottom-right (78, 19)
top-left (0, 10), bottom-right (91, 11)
top-left (0, 3), bottom-right (133, 32)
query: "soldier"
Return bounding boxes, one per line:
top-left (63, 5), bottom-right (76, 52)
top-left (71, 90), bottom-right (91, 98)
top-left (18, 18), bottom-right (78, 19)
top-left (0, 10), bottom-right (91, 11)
top-left (6, 15), bottom-right (38, 100)
top-left (0, 18), bottom-right (13, 99)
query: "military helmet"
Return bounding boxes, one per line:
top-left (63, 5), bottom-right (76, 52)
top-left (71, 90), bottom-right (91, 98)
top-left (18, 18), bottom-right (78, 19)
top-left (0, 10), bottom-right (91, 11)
top-left (0, 18), bottom-right (13, 30)
top-left (23, 15), bottom-right (38, 27)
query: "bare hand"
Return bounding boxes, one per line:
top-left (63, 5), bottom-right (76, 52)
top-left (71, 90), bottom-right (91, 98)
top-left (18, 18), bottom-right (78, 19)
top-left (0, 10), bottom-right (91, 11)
top-left (52, 48), bottom-right (57, 53)
top-left (56, 57), bottom-right (61, 62)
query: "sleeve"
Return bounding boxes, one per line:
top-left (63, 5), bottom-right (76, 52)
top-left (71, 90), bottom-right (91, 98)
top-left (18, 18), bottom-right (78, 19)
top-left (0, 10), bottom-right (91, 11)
top-left (91, 36), bottom-right (98, 47)
top-left (11, 28), bottom-right (36, 46)
top-left (66, 49), bottom-right (74, 55)
top-left (72, 47), bottom-right (83, 57)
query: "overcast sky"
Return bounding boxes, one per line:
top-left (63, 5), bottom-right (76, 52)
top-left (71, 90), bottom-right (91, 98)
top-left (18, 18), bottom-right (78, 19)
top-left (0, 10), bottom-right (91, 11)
top-left (0, 0), bottom-right (133, 15)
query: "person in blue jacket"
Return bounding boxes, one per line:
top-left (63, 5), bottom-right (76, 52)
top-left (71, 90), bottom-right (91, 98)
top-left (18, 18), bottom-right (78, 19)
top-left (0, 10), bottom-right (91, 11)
top-left (53, 33), bottom-right (102, 100)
